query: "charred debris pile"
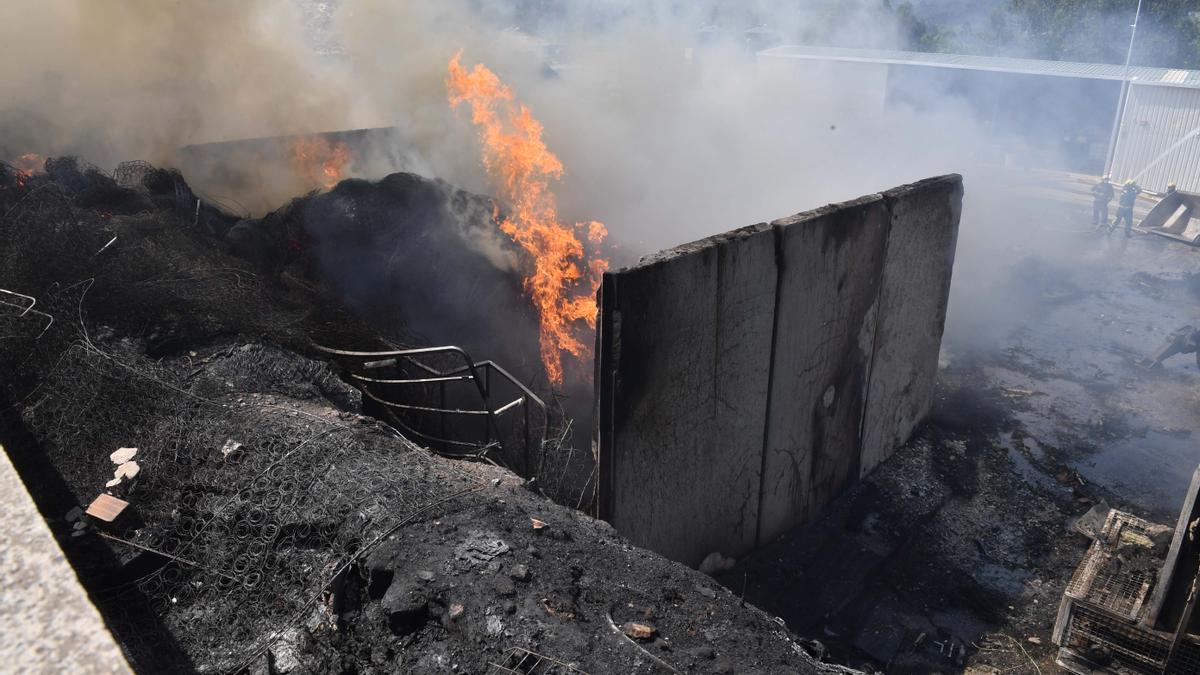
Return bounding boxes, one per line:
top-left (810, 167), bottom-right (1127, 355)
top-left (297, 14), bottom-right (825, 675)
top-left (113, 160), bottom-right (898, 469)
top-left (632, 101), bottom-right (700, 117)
top-left (0, 159), bottom-right (837, 674)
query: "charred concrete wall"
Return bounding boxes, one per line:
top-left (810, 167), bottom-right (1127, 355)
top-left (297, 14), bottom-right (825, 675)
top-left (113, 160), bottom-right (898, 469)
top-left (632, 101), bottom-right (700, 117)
top-left (594, 176), bottom-right (962, 567)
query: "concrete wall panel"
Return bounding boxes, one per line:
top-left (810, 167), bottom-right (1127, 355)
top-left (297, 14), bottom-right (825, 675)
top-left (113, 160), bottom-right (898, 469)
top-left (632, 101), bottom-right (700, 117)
top-left (596, 177), bottom-right (962, 566)
top-left (860, 178), bottom-right (963, 477)
top-left (758, 197), bottom-right (889, 545)
top-left (601, 225), bottom-right (777, 567)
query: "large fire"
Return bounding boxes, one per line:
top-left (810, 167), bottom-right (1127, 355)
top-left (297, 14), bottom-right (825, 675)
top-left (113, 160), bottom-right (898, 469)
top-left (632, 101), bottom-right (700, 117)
top-left (446, 52), bottom-right (609, 385)
top-left (288, 136), bottom-right (353, 190)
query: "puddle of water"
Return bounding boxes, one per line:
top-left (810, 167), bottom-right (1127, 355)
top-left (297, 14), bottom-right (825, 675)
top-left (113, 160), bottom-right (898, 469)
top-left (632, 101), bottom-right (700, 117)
top-left (997, 432), bottom-right (1062, 493)
top-left (1082, 429), bottom-right (1199, 515)
top-left (973, 562), bottom-right (1031, 597)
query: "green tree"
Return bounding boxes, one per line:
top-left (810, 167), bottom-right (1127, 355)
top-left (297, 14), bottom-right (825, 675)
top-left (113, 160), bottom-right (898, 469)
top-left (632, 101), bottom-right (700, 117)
top-left (885, 1), bottom-right (1200, 68)
top-left (984, 0), bottom-right (1200, 68)
top-left (892, 1), bottom-right (959, 53)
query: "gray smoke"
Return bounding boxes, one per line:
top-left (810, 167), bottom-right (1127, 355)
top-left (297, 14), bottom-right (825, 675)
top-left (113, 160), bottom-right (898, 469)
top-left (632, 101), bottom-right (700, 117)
top-left (0, 0), bottom-right (1124, 351)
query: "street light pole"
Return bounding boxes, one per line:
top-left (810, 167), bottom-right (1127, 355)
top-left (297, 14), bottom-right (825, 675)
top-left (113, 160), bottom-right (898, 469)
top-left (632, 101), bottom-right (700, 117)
top-left (1104, 0), bottom-right (1144, 177)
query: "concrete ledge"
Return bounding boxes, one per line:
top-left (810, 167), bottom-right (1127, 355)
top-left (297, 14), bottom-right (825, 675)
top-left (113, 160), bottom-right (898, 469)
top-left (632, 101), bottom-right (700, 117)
top-left (0, 444), bottom-right (131, 674)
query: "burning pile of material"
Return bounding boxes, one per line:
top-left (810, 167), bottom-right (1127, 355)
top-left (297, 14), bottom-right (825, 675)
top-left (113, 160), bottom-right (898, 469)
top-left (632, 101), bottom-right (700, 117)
top-left (233, 171), bottom-right (546, 389)
top-left (9, 152), bottom-right (42, 188)
top-left (287, 135), bottom-right (354, 191)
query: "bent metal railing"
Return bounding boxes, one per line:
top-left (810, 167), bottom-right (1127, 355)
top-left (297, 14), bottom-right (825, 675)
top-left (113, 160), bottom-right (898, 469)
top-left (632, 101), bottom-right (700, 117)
top-left (314, 344), bottom-right (547, 476)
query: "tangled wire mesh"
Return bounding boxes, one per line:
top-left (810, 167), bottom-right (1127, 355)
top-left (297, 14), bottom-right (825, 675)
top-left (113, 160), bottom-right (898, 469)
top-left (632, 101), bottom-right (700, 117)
top-left (21, 332), bottom-right (485, 672)
top-left (0, 162), bottom-right (498, 672)
top-left (0, 157), bottom-right (622, 672)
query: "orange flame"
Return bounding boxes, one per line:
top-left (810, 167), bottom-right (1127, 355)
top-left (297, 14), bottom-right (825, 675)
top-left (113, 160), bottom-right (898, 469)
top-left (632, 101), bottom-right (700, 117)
top-left (447, 52), bottom-right (608, 385)
top-left (10, 153), bottom-right (44, 188)
top-left (288, 136), bottom-right (353, 190)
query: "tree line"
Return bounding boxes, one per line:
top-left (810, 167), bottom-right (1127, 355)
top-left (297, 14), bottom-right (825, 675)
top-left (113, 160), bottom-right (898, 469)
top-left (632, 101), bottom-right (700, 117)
top-left (892, 0), bottom-right (1200, 69)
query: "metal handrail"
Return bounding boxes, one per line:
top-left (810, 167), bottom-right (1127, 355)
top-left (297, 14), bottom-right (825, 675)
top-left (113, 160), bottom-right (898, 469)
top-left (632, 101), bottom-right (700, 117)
top-left (357, 387), bottom-right (501, 451)
top-left (351, 373), bottom-right (473, 385)
top-left (314, 343), bottom-right (547, 474)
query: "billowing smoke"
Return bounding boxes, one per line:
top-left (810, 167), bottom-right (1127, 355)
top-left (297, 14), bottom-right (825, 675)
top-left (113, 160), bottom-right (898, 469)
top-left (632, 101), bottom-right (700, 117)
top-left (0, 0), bottom-right (1149, 360)
top-left (329, 0), bottom-right (978, 252)
top-left (0, 1), bottom-right (1061, 243)
top-left (0, 1), bottom-right (368, 164)
top-left (325, 0), bottom-right (1043, 354)
top-left (0, 2), bottom-right (971, 226)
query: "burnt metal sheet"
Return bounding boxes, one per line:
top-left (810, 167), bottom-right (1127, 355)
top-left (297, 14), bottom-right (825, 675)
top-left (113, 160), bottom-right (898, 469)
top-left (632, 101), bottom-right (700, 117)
top-left (1147, 465), bottom-right (1200, 631)
top-left (1137, 190), bottom-right (1200, 245)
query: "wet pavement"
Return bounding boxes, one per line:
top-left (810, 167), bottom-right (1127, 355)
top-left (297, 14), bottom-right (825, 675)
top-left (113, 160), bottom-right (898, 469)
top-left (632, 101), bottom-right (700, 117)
top-left (951, 171), bottom-right (1200, 518)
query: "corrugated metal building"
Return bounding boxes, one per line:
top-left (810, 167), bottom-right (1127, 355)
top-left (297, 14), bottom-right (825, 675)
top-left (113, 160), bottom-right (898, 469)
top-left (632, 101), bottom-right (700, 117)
top-left (758, 45), bottom-right (1200, 192)
top-left (1111, 85), bottom-right (1200, 192)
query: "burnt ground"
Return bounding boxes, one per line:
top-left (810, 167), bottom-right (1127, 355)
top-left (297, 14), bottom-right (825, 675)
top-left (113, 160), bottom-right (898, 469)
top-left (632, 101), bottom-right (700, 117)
top-left (0, 159), bottom-right (844, 674)
top-left (718, 170), bottom-right (1200, 673)
top-left (8, 157), bottom-right (1197, 674)
top-left (6, 336), bottom-right (840, 675)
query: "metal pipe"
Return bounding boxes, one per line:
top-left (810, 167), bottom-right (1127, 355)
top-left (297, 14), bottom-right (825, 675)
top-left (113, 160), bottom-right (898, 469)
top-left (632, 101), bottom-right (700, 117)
top-left (0, 288), bottom-right (36, 316)
top-left (350, 373), bottom-right (471, 385)
top-left (372, 399), bottom-right (490, 415)
top-left (1104, 0), bottom-right (1143, 176)
top-left (523, 401), bottom-right (531, 477)
top-left (492, 397), bottom-right (525, 415)
top-left (439, 380), bottom-right (447, 440)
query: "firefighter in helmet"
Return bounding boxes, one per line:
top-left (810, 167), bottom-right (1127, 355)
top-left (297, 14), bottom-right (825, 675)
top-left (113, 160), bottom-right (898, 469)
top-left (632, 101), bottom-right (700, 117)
top-left (1091, 174), bottom-right (1114, 228)
top-left (1111, 179), bottom-right (1141, 236)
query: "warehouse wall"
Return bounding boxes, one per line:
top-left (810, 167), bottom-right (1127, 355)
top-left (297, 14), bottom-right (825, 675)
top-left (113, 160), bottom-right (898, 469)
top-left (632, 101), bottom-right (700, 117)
top-left (594, 176), bottom-right (962, 567)
top-left (1111, 84), bottom-right (1200, 193)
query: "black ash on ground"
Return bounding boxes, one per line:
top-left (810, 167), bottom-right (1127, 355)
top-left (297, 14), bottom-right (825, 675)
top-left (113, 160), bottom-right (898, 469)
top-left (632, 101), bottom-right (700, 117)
top-left (0, 158), bottom-right (842, 674)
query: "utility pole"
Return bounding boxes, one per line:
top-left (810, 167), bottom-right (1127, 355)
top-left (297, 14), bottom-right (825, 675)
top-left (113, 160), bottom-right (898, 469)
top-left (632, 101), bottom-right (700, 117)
top-left (1104, 0), bottom-right (1143, 177)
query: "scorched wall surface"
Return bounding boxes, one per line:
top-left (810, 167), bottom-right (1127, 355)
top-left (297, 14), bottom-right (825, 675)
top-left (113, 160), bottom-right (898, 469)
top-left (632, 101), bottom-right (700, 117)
top-left (594, 176), bottom-right (963, 567)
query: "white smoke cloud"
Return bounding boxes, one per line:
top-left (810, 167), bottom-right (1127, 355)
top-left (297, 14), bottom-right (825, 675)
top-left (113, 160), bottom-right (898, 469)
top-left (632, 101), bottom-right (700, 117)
top-left (0, 1), bottom-right (378, 166)
top-left (0, 0), bottom-right (1091, 348)
top-left (322, 0), bottom-right (987, 254)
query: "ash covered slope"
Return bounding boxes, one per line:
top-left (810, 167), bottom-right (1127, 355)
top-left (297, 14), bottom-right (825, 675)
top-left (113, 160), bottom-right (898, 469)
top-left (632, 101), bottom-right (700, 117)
top-left (230, 171), bottom-right (545, 385)
top-left (0, 162), bottom-right (841, 674)
top-left (0, 157), bottom-right (376, 357)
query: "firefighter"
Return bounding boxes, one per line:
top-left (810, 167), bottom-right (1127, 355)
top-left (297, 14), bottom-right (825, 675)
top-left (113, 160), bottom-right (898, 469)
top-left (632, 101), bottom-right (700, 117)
top-left (1091, 175), bottom-right (1114, 228)
top-left (1112, 179), bottom-right (1140, 236)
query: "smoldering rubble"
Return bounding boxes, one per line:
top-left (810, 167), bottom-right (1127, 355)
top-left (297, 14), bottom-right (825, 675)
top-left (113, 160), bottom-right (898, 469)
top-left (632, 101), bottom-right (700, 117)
top-left (0, 159), bottom-right (843, 674)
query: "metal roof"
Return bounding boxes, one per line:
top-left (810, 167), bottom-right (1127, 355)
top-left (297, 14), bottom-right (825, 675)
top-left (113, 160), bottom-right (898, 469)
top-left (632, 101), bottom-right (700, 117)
top-left (758, 45), bottom-right (1200, 90)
